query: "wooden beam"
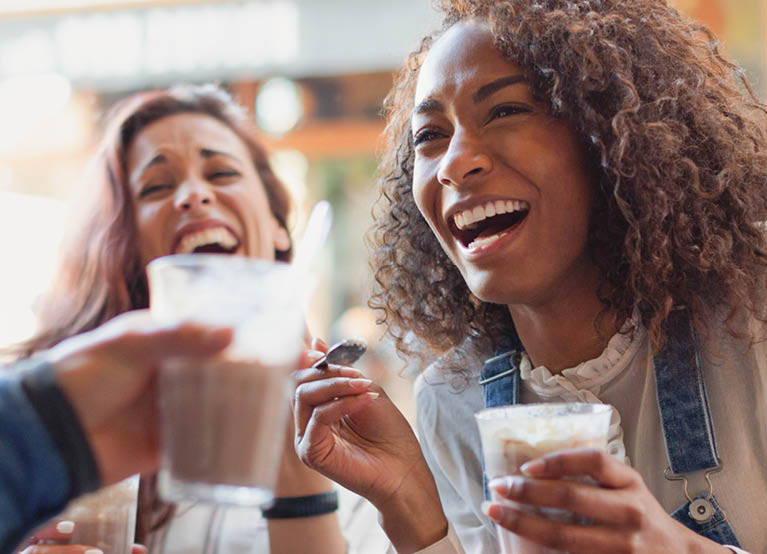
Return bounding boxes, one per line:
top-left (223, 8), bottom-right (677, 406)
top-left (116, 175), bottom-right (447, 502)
top-left (262, 119), bottom-right (386, 160)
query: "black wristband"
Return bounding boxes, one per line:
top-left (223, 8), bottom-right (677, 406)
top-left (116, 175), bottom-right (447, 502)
top-left (261, 491), bottom-right (339, 519)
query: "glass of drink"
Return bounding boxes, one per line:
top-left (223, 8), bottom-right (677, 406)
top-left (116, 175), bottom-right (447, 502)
top-left (147, 254), bottom-right (305, 507)
top-left (60, 475), bottom-right (139, 554)
top-left (475, 403), bottom-right (613, 554)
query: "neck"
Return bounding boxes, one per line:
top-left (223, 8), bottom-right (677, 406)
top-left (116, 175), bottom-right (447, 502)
top-left (508, 266), bottom-right (621, 375)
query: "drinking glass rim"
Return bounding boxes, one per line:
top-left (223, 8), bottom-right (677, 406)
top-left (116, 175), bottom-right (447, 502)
top-left (475, 402), bottom-right (612, 421)
top-left (147, 253), bottom-right (293, 274)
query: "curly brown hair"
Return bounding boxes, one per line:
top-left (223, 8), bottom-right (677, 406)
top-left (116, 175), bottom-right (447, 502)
top-left (370, 0), bottom-right (767, 366)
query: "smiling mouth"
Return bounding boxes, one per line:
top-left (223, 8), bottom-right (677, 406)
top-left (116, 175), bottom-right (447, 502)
top-left (450, 199), bottom-right (530, 250)
top-left (176, 227), bottom-right (241, 255)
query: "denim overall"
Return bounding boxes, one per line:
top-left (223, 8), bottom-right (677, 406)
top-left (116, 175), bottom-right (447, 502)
top-left (479, 309), bottom-right (741, 547)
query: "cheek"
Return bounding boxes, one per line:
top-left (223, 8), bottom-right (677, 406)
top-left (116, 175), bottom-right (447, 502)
top-left (411, 162), bottom-right (436, 221)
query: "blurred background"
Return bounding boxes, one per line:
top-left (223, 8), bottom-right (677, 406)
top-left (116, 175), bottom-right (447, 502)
top-left (0, 0), bottom-right (765, 419)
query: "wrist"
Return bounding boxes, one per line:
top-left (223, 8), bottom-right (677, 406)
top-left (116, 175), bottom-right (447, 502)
top-left (376, 464), bottom-right (448, 553)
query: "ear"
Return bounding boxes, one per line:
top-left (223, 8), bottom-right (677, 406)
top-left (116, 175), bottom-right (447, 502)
top-left (272, 218), bottom-right (291, 253)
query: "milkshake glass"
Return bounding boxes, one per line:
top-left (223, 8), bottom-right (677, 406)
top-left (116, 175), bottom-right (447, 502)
top-left (476, 403), bottom-right (613, 554)
top-left (147, 254), bottom-right (305, 507)
top-left (60, 475), bottom-right (139, 554)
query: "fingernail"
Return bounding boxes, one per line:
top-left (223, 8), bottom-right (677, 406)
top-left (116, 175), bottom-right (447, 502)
top-left (521, 459), bottom-right (544, 476)
top-left (349, 378), bottom-right (373, 389)
top-left (489, 476), bottom-right (522, 496)
top-left (56, 520), bottom-right (75, 534)
top-left (366, 391), bottom-right (380, 400)
top-left (84, 549), bottom-right (104, 554)
top-left (481, 500), bottom-right (502, 521)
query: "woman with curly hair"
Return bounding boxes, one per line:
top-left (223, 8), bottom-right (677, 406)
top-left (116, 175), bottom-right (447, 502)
top-left (293, 1), bottom-right (767, 553)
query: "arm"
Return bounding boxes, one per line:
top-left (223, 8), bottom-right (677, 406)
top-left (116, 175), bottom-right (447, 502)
top-left (0, 369), bottom-right (74, 554)
top-left (265, 415), bottom-right (346, 554)
top-left (0, 311), bottom-right (231, 553)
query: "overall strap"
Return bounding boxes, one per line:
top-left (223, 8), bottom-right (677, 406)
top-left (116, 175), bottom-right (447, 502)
top-left (479, 334), bottom-right (522, 500)
top-left (654, 309), bottom-right (741, 547)
top-left (480, 333), bottom-right (523, 409)
top-left (653, 309), bottom-right (718, 474)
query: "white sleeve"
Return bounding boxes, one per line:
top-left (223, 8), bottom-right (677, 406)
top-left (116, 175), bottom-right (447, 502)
top-left (725, 547), bottom-right (751, 554)
top-left (414, 375), bottom-right (497, 554)
top-left (408, 523), bottom-right (465, 554)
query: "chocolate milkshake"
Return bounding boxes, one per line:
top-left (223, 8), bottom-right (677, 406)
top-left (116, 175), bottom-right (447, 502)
top-left (158, 355), bottom-right (295, 505)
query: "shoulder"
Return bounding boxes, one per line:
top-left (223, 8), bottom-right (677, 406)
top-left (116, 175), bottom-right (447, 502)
top-left (415, 337), bottom-right (490, 432)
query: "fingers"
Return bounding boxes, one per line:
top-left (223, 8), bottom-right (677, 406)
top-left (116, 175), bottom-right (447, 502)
top-left (489, 476), bottom-right (642, 527)
top-left (293, 363), bottom-right (364, 385)
top-left (521, 448), bottom-right (638, 489)
top-left (119, 323), bottom-right (233, 361)
top-left (17, 520), bottom-right (75, 550)
top-left (19, 546), bottom-right (104, 554)
top-left (294, 376), bottom-right (376, 436)
top-left (483, 503), bottom-right (623, 554)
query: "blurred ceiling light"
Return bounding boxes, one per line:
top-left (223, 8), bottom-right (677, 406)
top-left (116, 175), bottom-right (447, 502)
top-left (0, 73), bottom-right (72, 151)
top-left (255, 77), bottom-right (304, 136)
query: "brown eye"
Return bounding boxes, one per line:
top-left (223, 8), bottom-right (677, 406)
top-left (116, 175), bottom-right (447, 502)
top-left (140, 184), bottom-right (172, 198)
top-left (208, 170), bottom-right (240, 182)
top-left (488, 104), bottom-right (529, 121)
top-left (413, 127), bottom-right (446, 147)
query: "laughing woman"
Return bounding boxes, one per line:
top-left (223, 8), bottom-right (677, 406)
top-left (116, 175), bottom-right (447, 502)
top-left (13, 84), bottom-right (383, 554)
top-left (293, 1), bottom-right (767, 553)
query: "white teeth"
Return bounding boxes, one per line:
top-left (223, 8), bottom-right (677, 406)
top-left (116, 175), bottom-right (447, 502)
top-left (467, 231), bottom-right (510, 251)
top-left (452, 199), bottom-right (530, 231)
top-left (177, 227), bottom-right (239, 254)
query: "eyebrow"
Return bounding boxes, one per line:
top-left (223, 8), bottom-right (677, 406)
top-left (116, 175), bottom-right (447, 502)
top-left (412, 75), bottom-right (528, 117)
top-left (200, 148), bottom-right (237, 160)
top-left (136, 148), bottom-right (239, 179)
top-left (472, 75), bottom-right (527, 103)
top-left (413, 98), bottom-right (445, 116)
top-left (136, 154), bottom-right (168, 178)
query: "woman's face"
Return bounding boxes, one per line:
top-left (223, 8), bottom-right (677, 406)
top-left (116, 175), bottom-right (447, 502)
top-left (411, 20), bottom-right (597, 308)
top-left (126, 113), bottom-right (290, 268)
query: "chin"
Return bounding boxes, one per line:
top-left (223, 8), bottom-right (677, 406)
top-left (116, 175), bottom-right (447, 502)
top-left (464, 273), bottom-right (511, 305)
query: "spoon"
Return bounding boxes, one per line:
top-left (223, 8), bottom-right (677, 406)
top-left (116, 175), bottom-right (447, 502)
top-left (312, 337), bottom-right (368, 369)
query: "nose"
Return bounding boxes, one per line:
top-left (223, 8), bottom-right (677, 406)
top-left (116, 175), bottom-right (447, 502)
top-left (436, 129), bottom-right (493, 188)
top-left (174, 178), bottom-right (215, 211)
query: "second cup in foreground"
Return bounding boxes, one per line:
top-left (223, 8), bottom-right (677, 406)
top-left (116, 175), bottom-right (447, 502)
top-left (476, 403), bottom-right (613, 554)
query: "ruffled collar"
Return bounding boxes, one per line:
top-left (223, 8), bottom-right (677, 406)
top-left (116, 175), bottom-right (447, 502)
top-left (516, 310), bottom-right (646, 463)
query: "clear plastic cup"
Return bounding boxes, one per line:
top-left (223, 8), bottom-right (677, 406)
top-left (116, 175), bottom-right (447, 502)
top-left (61, 475), bottom-right (139, 554)
top-left (475, 403), bottom-right (613, 554)
top-left (147, 254), bottom-right (305, 507)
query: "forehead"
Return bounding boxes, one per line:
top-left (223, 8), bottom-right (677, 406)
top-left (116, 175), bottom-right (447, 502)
top-left (415, 20), bottom-right (522, 101)
top-left (127, 112), bottom-right (250, 168)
